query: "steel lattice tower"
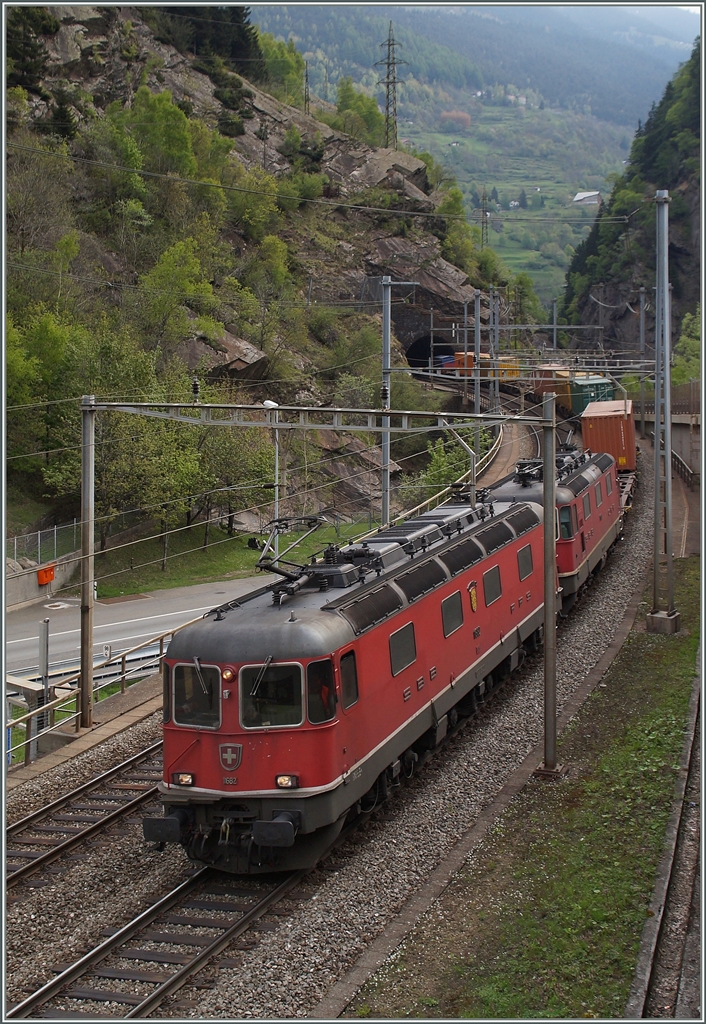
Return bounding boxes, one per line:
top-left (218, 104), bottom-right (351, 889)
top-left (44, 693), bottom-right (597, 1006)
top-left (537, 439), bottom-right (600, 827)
top-left (375, 21), bottom-right (406, 149)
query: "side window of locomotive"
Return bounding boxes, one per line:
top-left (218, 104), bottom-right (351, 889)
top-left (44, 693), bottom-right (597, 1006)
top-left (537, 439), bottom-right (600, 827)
top-left (240, 663), bottom-right (303, 728)
top-left (583, 492), bottom-right (592, 520)
top-left (572, 505), bottom-right (579, 534)
top-left (606, 472), bottom-right (613, 495)
top-left (389, 622), bottom-right (417, 676)
top-left (483, 565), bottom-right (502, 606)
top-left (517, 544), bottom-right (533, 581)
top-left (162, 662), bottom-right (171, 724)
top-left (559, 506), bottom-right (573, 539)
top-left (307, 659), bottom-right (336, 724)
top-left (340, 651), bottom-right (359, 709)
top-left (173, 663), bottom-right (220, 728)
top-left (441, 591), bottom-right (464, 638)
top-left (595, 481), bottom-right (603, 507)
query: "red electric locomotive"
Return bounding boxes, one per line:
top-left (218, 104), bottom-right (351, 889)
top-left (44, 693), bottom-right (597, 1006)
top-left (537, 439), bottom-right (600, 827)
top-left (489, 448), bottom-right (623, 613)
top-left (144, 495), bottom-right (546, 873)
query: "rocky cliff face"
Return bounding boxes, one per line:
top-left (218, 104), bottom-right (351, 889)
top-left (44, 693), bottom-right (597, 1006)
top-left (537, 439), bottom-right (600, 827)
top-left (34, 6), bottom-right (482, 335)
top-left (571, 179), bottom-right (700, 356)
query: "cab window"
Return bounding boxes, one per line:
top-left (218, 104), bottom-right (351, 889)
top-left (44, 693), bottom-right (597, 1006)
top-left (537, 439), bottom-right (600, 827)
top-left (340, 651), bottom-right (359, 708)
top-left (390, 622), bottom-right (417, 675)
top-left (559, 506), bottom-right (573, 539)
top-left (307, 659), bottom-right (336, 724)
top-left (174, 663), bottom-right (220, 728)
top-left (517, 544), bottom-right (533, 581)
top-left (483, 565), bottom-right (502, 606)
top-left (240, 663), bottom-right (302, 728)
top-left (441, 592), bottom-right (464, 637)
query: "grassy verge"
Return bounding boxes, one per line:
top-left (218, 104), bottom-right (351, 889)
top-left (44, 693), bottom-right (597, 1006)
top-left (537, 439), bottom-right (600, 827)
top-left (59, 520), bottom-right (378, 600)
top-left (346, 556), bottom-right (700, 1019)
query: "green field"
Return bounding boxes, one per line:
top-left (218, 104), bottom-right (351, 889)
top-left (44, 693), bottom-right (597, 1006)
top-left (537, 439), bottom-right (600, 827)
top-left (403, 102), bottom-right (626, 303)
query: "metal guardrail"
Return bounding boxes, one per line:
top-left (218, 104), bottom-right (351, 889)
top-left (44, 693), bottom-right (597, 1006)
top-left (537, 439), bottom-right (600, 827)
top-left (647, 432), bottom-right (698, 490)
top-left (6, 614), bottom-right (205, 767)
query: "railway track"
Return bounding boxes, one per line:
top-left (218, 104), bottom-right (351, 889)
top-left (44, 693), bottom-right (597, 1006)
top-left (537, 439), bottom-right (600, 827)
top-left (6, 868), bottom-right (307, 1019)
top-left (641, 705), bottom-right (701, 1018)
top-left (6, 744), bottom-right (163, 891)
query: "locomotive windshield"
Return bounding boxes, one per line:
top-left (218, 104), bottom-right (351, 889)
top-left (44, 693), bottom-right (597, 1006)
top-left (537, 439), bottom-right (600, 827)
top-left (173, 663), bottom-right (220, 728)
top-left (240, 663), bottom-right (303, 728)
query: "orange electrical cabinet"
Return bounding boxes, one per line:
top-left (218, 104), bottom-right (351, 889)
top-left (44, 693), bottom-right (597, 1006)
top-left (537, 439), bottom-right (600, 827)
top-left (37, 564), bottom-right (55, 585)
top-left (581, 400), bottom-right (636, 471)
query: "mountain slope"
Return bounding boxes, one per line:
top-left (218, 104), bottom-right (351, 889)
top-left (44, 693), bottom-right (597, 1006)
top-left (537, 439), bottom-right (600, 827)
top-left (562, 38), bottom-right (701, 350)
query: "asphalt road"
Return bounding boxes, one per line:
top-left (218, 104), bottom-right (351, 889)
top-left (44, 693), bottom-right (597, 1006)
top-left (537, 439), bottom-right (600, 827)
top-left (5, 576), bottom-right (274, 677)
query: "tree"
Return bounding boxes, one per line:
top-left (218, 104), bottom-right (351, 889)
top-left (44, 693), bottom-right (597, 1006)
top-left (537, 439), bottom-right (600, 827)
top-left (671, 305), bottom-right (700, 384)
top-left (120, 88), bottom-right (197, 176)
top-left (6, 131), bottom-right (74, 255)
top-left (259, 33), bottom-right (305, 105)
top-left (519, 188), bottom-right (528, 209)
top-left (137, 238), bottom-right (220, 354)
top-left (6, 6), bottom-right (59, 93)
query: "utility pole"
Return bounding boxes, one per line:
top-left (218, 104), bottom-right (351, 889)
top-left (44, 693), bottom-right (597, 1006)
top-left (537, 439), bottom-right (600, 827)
top-left (552, 297), bottom-right (558, 351)
top-left (639, 285), bottom-right (646, 438)
top-left (381, 277), bottom-right (392, 526)
top-left (481, 188), bottom-right (489, 249)
top-left (463, 300), bottom-right (468, 405)
top-left (375, 21), bottom-right (406, 149)
top-left (304, 60), bottom-right (310, 115)
top-left (534, 392), bottom-right (563, 777)
top-left (430, 308), bottom-right (434, 374)
top-left (381, 276), bottom-right (417, 525)
top-left (474, 289), bottom-right (481, 458)
top-left (80, 395), bottom-right (96, 729)
top-left (647, 191), bottom-right (680, 634)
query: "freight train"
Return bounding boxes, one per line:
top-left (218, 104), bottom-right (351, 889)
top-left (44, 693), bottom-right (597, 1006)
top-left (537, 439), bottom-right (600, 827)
top-left (144, 447), bottom-right (624, 874)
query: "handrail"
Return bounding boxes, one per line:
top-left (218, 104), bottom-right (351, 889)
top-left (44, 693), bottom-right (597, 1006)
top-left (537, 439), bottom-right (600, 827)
top-left (5, 614), bottom-right (205, 766)
top-left (647, 431), bottom-right (697, 490)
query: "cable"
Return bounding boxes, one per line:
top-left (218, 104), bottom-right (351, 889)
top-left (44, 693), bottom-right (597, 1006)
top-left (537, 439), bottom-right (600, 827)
top-left (7, 142), bottom-right (635, 226)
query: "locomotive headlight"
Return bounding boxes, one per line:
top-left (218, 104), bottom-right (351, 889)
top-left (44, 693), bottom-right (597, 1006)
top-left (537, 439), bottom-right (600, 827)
top-left (275, 774), bottom-right (299, 789)
top-left (172, 772), bottom-right (195, 786)
top-left (222, 668), bottom-right (234, 681)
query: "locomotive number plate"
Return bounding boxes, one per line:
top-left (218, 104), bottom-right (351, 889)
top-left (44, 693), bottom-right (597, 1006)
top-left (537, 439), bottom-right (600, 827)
top-left (223, 776), bottom-right (238, 785)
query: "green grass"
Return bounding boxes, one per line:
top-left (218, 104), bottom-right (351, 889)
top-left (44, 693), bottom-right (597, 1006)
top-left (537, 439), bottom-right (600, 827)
top-left (453, 557), bottom-right (700, 1018)
top-left (344, 558), bottom-right (699, 1020)
top-left (6, 486), bottom-right (53, 537)
top-left (59, 519), bottom-right (379, 600)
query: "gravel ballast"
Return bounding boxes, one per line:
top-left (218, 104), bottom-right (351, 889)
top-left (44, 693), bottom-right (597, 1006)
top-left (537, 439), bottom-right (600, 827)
top-left (6, 451), bottom-right (653, 1019)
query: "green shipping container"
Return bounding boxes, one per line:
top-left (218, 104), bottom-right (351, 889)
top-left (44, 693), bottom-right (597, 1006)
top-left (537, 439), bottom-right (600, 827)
top-left (570, 374), bottom-right (614, 415)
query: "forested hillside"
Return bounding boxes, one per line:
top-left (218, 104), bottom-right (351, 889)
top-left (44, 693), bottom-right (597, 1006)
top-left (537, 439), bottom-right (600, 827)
top-left (250, 4), bottom-right (698, 300)
top-left (5, 5), bottom-right (516, 554)
top-left (562, 38), bottom-right (701, 351)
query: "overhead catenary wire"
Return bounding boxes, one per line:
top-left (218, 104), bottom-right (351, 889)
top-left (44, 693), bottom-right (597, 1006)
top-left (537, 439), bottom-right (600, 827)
top-left (11, 416), bottom-right (526, 584)
top-left (6, 143), bottom-right (636, 226)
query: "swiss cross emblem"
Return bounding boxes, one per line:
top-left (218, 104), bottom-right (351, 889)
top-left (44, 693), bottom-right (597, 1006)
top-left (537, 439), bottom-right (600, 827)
top-left (219, 744), bottom-right (242, 770)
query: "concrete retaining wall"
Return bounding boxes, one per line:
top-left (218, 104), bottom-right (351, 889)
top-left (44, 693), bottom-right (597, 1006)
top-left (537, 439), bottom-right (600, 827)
top-left (6, 550), bottom-right (80, 611)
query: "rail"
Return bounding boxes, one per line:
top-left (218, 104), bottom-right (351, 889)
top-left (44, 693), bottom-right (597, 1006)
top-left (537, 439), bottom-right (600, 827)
top-left (6, 614), bottom-right (204, 767)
